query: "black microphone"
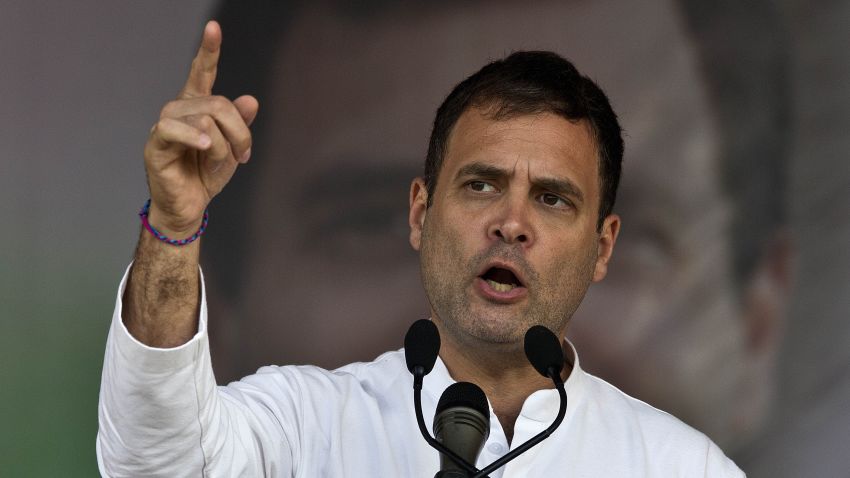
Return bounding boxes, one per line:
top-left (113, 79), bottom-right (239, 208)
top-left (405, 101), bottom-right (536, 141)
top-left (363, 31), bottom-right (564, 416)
top-left (524, 325), bottom-right (566, 382)
top-left (404, 320), bottom-right (481, 476)
top-left (433, 382), bottom-right (490, 477)
top-left (404, 319), bottom-right (441, 383)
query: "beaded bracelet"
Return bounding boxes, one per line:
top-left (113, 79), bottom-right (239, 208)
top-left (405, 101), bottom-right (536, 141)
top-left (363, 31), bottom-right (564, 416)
top-left (139, 199), bottom-right (208, 246)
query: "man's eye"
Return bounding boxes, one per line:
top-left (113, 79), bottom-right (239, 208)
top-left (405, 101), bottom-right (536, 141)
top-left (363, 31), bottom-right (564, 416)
top-left (468, 181), bottom-right (496, 192)
top-left (540, 193), bottom-right (568, 208)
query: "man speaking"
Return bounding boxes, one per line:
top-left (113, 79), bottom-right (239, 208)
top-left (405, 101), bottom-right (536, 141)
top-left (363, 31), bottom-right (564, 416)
top-left (97, 21), bottom-right (744, 476)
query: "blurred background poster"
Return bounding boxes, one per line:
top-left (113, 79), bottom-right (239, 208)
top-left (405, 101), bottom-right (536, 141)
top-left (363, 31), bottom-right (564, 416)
top-left (1, 1), bottom-right (848, 476)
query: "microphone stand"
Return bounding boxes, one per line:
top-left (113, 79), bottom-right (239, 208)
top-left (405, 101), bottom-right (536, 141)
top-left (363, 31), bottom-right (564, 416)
top-left (470, 366), bottom-right (567, 478)
top-left (414, 364), bottom-right (568, 478)
top-left (406, 321), bottom-right (569, 477)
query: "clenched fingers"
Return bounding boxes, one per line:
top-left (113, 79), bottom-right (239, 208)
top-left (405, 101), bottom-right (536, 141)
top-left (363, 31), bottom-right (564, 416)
top-left (187, 114), bottom-right (234, 174)
top-left (159, 95), bottom-right (252, 162)
top-left (147, 117), bottom-right (211, 153)
top-left (147, 115), bottom-right (236, 175)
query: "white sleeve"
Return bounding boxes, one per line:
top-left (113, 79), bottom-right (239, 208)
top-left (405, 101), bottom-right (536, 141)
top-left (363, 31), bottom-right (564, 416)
top-left (96, 264), bottom-right (293, 477)
top-left (704, 439), bottom-right (747, 478)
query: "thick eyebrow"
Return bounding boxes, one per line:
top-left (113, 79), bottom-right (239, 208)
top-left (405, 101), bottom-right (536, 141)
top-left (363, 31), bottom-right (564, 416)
top-left (533, 177), bottom-right (585, 205)
top-left (455, 162), bottom-right (506, 181)
top-left (455, 161), bottom-right (585, 204)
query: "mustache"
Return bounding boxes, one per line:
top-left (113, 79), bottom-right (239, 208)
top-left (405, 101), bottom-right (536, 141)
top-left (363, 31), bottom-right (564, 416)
top-left (469, 243), bottom-right (538, 283)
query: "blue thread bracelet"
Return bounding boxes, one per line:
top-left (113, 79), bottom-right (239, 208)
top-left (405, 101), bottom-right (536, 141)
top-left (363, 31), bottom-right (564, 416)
top-left (139, 199), bottom-right (208, 246)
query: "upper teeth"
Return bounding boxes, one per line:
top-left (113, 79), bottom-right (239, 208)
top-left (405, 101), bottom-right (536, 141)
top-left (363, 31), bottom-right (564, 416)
top-left (487, 279), bottom-right (516, 292)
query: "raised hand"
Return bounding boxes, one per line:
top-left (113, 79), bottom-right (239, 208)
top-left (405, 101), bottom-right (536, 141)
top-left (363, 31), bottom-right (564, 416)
top-left (143, 20), bottom-right (259, 237)
top-left (124, 21), bottom-right (258, 347)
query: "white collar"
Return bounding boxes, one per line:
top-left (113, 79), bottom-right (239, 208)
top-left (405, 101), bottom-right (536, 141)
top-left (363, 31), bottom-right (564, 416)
top-left (420, 339), bottom-right (584, 425)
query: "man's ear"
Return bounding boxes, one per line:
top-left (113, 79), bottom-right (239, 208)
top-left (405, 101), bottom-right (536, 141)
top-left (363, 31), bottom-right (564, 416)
top-left (741, 231), bottom-right (793, 355)
top-left (409, 177), bottom-right (429, 251)
top-left (592, 214), bottom-right (621, 282)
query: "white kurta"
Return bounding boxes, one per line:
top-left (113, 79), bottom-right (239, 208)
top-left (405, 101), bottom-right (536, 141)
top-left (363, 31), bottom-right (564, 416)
top-left (97, 266), bottom-right (745, 477)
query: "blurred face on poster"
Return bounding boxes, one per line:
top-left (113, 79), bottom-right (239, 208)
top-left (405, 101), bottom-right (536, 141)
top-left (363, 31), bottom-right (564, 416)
top-left (214, 0), bottom-right (785, 451)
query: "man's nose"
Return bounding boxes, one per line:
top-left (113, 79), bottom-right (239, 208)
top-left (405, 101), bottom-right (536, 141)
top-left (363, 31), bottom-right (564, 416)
top-left (487, 197), bottom-right (534, 246)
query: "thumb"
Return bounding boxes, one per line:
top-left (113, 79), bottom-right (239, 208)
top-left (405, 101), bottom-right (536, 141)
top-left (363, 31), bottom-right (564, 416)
top-left (233, 95), bottom-right (260, 126)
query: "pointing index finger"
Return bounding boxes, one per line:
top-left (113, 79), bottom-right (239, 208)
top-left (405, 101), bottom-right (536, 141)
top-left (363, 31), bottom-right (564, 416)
top-left (179, 20), bottom-right (221, 99)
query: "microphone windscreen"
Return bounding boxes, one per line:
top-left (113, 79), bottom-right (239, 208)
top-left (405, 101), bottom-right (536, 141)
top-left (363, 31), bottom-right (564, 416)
top-left (433, 382), bottom-right (490, 471)
top-left (436, 382), bottom-right (489, 417)
top-left (524, 325), bottom-right (565, 378)
top-left (404, 319), bottom-right (441, 375)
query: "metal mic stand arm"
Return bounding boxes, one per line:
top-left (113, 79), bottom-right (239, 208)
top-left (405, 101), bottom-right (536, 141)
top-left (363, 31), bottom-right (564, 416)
top-left (470, 368), bottom-right (568, 478)
top-left (412, 368), bottom-right (484, 477)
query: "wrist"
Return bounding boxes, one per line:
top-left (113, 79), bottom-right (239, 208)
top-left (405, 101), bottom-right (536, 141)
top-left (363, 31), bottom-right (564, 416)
top-left (141, 199), bottom-right (208, 245)
top-left (147, 206), bottom-right (201, 236)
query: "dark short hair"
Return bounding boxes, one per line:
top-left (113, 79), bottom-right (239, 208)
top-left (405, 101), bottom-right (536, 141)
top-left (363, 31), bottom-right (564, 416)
top-left (424, 51), bottom-right (624, 230)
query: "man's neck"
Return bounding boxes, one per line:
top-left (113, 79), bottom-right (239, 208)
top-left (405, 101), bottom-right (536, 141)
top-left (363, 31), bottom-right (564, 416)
top-left (438, 341), bottom-right (570, 443)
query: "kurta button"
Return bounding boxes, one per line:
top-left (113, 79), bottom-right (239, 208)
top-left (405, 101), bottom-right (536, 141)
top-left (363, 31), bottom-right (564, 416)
top-left (488, 442), bottom-right (505, 454)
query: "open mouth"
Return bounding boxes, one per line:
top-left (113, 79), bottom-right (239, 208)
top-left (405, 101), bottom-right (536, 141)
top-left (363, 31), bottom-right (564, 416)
top-left (480, 266), bottom-right (524, 293)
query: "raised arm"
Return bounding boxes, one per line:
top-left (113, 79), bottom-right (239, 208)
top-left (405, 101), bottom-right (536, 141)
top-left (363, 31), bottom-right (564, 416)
top-left (123, 20), bottom-right (258, 347)
top-left (97, 22), bottom-right (297, 477)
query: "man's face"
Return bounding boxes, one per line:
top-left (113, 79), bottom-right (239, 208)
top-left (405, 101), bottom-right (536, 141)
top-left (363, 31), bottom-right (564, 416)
top-left (410, 108), bottom-right (617, 353)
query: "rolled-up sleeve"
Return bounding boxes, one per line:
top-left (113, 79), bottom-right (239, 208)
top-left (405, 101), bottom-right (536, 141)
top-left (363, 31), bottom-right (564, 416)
top-left (96, 265), bottom-right (292, 477)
